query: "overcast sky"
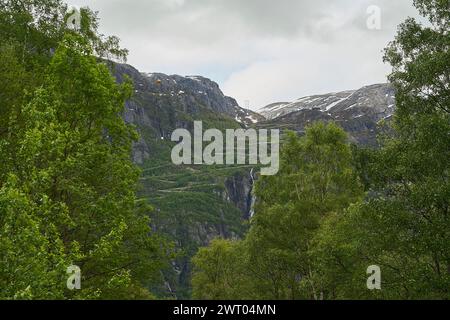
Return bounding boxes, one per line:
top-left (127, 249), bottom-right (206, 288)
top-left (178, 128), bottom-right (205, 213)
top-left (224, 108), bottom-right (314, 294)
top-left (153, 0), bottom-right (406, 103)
top-left (69, 0), bottom-right (421, 110)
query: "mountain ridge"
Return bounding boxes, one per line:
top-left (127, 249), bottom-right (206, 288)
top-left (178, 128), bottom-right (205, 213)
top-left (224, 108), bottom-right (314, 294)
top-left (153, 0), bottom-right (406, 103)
top-left (111, 62), bottom-right (396, 298)
top-left (259, 83), bottom-right (395, 120)
top-left (257, 83), bottom-right (396, 146)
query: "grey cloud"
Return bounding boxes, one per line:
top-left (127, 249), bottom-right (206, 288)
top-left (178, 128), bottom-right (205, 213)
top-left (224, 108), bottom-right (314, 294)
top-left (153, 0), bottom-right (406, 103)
top-left (69, 0), bottom-right (421, 108)
top-left (75, 0), bottom-right (361, 42)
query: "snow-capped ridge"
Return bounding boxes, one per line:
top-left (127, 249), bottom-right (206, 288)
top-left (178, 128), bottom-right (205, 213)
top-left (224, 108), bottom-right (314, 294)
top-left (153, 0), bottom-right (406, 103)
top-left (259, 84), bottom-right (394, 121)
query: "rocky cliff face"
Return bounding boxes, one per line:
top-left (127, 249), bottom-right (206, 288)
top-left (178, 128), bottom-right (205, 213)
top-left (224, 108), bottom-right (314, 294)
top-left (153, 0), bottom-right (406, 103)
top-left (113, 63), bottom-right (263, 164)
top-left (112, 63), bottom-right (257, 298)
top-left (224, 172), bottom-right (255, 220)
top-left (112, 63), bottom-right (260, 217)
top-left (258, 84), bottom-right (395, 146)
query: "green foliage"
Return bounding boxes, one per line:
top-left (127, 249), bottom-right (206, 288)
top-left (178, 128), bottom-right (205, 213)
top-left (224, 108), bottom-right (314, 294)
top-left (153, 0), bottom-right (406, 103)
top-left (245, 123), bottom-right (363, 300)
top-left (313, 0), bottom-right (450, 299)
top-left (0, 44), bottom-right (32, 137)
top-left (0, 176), bottom-right (70, 299)
top-left (0, 1), bottom-right (169, 300)
top-left (0, 0), bottom-right (127, 65)
top-left (192, 239), bottom-right (253, 300)
top-left (192, 123), bottom-right (364, 299)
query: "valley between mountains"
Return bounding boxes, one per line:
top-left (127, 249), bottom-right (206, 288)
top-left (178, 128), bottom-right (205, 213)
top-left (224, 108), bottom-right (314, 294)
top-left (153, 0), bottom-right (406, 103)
top-left (113, 63), bottom-right (396, 298)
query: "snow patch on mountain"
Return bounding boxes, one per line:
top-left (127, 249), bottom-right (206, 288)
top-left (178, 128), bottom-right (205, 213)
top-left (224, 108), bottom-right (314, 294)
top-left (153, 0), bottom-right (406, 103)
top-left (258, 84), bottom-right (395, 121)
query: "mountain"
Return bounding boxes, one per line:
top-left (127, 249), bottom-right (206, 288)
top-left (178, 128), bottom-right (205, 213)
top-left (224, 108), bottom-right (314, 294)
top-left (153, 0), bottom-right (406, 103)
top-left (258, 83), bottom-right (396, 146)
top-left (111, 62), bottom-right (396, 298)
top-left (112, 63), bottom-right (256, 298)
top-left (234, 105), bottom-right (266, 126)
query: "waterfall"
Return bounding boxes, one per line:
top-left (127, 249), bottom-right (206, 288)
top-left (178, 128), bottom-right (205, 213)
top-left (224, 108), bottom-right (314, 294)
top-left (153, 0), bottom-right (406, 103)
top-left (249, 168), bottom-right (257, 218)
